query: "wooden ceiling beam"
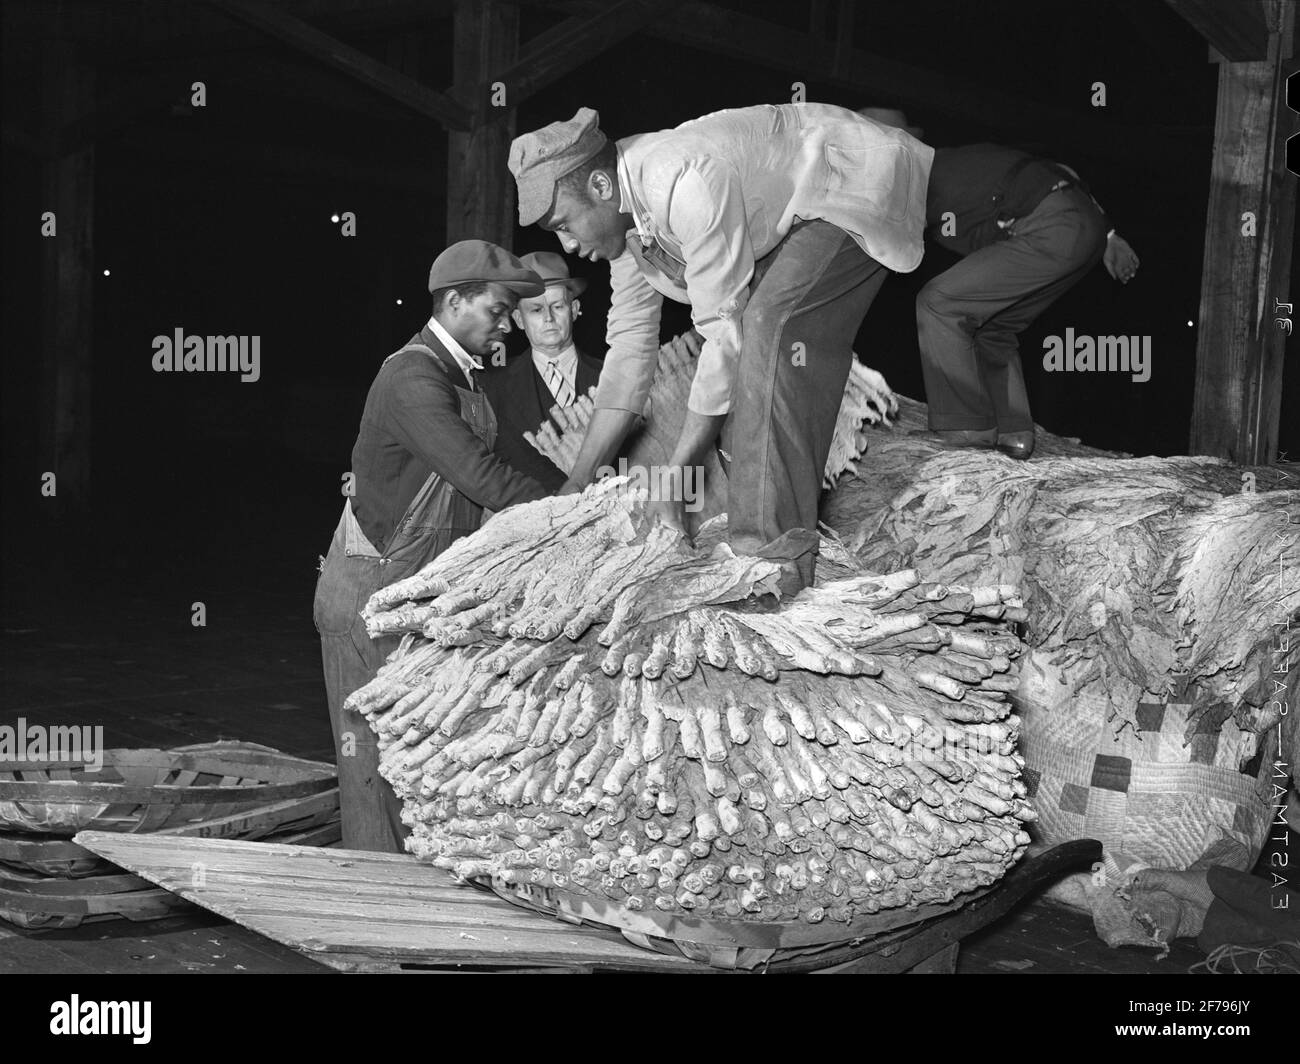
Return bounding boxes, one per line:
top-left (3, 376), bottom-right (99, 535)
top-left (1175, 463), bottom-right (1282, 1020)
top-left (1164, 0), bottom-right (1272, 61)
top-left (202, 0), bottom-right (472, 129)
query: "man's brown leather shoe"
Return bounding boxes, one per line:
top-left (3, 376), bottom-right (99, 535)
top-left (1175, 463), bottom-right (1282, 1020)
top-left (996, 430), bottom-right (1036, 459)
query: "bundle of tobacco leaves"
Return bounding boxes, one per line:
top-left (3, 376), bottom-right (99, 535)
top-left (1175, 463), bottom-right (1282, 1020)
top-left (348, 482), bottom-right (1034, 924)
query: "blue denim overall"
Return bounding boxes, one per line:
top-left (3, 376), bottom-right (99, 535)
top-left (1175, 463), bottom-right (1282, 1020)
top-left (312, 344), bottom-right (497, 852)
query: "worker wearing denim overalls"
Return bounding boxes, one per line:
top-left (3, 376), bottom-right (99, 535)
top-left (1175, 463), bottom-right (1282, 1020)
top-left (313, 241), bottom-right (549, 852)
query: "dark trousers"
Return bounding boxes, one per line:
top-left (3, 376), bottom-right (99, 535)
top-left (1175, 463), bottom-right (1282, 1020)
top-left (916, 186), bottom-right (1107, 432)
top-left (727, 220), bottom-right (888, 582)
top-left (312, 530), bottom-right (407, 853)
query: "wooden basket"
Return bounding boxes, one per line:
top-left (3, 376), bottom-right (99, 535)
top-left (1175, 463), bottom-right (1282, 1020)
top-left (0, 741), bottom-right (336, 837)
top-left (477, 874), bottom-right (971, 970)
top-left (0, 864), bottom-right (190, 929)
top-left (0, 815), bottom-right (342, 929)
top-left (0, 785), bottom-right (341, 877)
top-left (473, 840), bottom-right (1101, 971)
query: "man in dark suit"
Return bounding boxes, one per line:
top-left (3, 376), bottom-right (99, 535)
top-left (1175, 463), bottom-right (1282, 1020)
top-left (482, 252), bottom-right (603, 490)
top-left (313, 240), bottom-right (550, 852)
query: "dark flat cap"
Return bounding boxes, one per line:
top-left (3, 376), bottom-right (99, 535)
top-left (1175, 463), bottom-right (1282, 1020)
top-left (427, 240), bottom-right (545, 296)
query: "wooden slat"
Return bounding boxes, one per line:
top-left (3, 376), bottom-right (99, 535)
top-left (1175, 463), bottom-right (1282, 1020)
top-left (74, 833), bottom-right (701, 971)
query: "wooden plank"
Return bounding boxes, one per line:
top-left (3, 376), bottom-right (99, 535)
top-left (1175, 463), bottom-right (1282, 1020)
top-left (202, 0), bottom-right (472, 130)
top-left (488, 0), bottom-right (686, 111)
top-left (446, 0), bottom-right (519, 248)
top-left (74, 833), bottom-right (701, 971)
top-left (1165, 0), bottom-right (1272, 61)
top-left (1190, 4), bottom-right (1297, 463)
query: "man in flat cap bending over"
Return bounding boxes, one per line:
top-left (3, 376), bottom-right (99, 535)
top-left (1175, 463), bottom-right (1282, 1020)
top-left (508, 104), bottom-right (932, 594)
top-left (313, 240), bottom-right (551, 852)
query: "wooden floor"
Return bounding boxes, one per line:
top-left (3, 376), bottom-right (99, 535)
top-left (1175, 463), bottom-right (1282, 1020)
top-left (0, 884), bottom-right (1207, 974)
top-left (0, 489), bottom-right (1251, 975)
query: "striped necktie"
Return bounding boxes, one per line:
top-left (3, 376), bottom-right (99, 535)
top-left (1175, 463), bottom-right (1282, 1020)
top-left (542, 358), bottom-right (574, 407)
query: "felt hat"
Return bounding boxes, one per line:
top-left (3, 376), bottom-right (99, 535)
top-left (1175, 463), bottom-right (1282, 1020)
top-left (519, 251), bottom-right (587, 297)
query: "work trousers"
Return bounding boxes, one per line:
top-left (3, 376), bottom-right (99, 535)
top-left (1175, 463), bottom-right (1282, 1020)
top-left (916, 185), bottom-right (1107, 432)
top-left (313, 530), bottom-right (407, 853)
top-left (727, 220), bottom-right (887, 585)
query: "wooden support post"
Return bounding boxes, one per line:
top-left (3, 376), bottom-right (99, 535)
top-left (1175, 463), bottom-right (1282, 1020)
top-left (39, 40), bottom-right (96, 516)
top-left (1189, 2), bottom-right (1296, 463)
top-left (446, 0), bottom-right (519, 249)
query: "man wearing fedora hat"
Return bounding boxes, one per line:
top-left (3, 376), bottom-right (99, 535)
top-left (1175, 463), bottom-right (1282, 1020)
top-left (482, 251), bottom-right (604, 490)
top-left (312, 239), bottom-right (551, 852)
top-left (508, 103), bottom-right (933, 594)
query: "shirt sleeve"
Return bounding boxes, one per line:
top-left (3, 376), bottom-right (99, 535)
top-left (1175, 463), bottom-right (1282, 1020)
top-left (594, 247), bottom-right (663, 414)
top-left (666, 158), bottom-right (754, 416)
top-left (386, 356), bottom-right (549, 511)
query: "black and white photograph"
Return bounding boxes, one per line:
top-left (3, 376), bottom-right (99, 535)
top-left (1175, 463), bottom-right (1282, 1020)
top-left (1, 0), bottom-right (1297, 1029)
